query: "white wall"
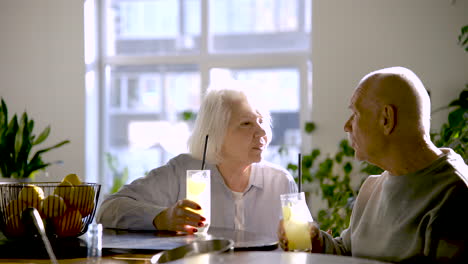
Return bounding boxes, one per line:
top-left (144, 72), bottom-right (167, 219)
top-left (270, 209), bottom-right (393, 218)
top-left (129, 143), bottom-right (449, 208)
top-left (0, 0), bottom-right (85, 181)
top-left (311, 0), bottom-right (468, 155)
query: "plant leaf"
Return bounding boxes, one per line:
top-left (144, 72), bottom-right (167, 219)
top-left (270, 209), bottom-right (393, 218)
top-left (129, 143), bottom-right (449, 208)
top-left (30, 139), bottom-right (70, 159)
top-left (448, 108), bottom-right (465, 128)
top-left (33, 126), bottom-right (51, 145)
top-left (305, 122), bottom-right (316, 134)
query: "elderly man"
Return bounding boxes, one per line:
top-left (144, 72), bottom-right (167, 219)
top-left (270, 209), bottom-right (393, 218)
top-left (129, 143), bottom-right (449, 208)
top-left (279, 67), bottom-right (468, 263)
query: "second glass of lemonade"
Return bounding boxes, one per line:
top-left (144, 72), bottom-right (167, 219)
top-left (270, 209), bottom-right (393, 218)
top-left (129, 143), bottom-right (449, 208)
top-left (186, 170), bottom-right (211, 233)
top-left (280, 192), bottom-right (313, 251)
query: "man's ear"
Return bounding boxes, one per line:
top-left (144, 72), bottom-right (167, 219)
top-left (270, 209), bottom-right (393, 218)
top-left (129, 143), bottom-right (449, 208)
top-left (381, 104), bottom-right (396, 135)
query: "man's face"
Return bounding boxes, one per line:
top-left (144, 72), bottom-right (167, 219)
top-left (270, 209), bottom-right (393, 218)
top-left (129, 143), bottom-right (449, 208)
top-left (344, 85), bottom-right (380, 163)
top-left (221, 99), bottom-right (269, 166)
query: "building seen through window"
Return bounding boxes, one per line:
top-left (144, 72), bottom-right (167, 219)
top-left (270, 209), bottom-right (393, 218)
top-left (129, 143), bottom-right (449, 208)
top-left (87, 0), bottom-right (312, 191)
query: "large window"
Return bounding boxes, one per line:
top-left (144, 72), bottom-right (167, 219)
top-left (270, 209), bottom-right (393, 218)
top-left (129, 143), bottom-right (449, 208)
top-left (86, 0), bottom-right (312, 193)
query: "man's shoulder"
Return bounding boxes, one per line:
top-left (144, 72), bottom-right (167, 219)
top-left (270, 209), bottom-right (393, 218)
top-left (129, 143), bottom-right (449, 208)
top-left (439, 148), bottom-right (468, 187)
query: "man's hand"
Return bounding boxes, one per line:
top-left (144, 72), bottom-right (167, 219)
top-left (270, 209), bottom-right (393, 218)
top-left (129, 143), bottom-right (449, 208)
top-left (310, 222), bottom-right (325, 253)
top-left (277, 219), bottom-right (324, 253)
top-left (153, 199), bottom-right (206, 233)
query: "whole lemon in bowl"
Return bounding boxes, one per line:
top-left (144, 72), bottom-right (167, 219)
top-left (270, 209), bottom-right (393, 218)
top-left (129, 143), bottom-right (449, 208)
top-left (17, 184), bottom-right (45, 210)
top-left (41, 194), bottom-right (67, 218)
top-left (5, 199), bottom-right (28, 217)
top-left (52, 208), bottom-right (83, 237)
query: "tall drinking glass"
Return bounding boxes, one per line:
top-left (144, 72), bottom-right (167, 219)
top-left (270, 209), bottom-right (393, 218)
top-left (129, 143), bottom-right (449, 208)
top-left (186, 170), bottom-right (211, 233)
top-left (280, 192), bottom-right (313, 251)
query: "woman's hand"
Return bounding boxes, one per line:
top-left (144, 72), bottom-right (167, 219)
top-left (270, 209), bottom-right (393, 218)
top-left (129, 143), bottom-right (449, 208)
top-left (277, 219), bottom-right (290, 250)
top-left (277, 219), bottom-right (324, 253)
top-left (153, 199), bottom-right (206, 233)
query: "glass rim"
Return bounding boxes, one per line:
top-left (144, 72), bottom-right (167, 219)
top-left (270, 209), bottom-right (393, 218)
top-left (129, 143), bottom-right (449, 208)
top-left (280, 192), bottom-right (306, 200)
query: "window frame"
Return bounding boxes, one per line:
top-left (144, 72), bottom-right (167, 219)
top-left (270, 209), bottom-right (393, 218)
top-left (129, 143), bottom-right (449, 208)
top-left (87, 0), bottom-right (313, 190)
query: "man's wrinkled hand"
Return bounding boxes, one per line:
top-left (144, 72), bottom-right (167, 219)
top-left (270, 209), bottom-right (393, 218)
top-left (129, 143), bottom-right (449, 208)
top-left (277, 219), bottom-right (324, 253)
top-left (310, 221), bottom-right (324, 253)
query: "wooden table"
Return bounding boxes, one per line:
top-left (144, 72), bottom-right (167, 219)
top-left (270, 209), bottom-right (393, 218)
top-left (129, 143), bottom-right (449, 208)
top-left (0, 228), bottom-right (392, 264)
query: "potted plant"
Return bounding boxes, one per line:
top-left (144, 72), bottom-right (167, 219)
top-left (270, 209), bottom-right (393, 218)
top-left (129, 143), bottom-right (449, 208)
top-left (0, 98), bottom-right (70, 180)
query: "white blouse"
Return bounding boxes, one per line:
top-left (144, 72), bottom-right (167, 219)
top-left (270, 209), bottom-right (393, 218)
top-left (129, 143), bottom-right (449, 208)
top-left (97, 154), bottom-right (298, 237)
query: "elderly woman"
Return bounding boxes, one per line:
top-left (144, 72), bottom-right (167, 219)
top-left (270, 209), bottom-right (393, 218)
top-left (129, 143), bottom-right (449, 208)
top-left (96, 84), bottom-right (297, 237)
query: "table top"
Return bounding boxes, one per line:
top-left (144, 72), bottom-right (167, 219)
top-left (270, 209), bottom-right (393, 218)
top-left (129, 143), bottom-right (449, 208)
top-left (163, 252), bottom-right (394, 264)
top-left (103, 227), bottom-right (278, 253)
top-left (0, 229), bottom-right (392, 264)
top-left (0, 227), bottom-right (278, 260)
top-left (0, 252), bottom-right (393, 264)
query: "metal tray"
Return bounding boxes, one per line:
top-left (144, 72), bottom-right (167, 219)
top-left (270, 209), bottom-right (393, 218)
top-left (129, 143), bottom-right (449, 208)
top-left (151, 238), bottom-right (234, 263)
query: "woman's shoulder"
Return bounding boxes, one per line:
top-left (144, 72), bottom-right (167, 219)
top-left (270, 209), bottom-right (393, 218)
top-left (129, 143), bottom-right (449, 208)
top-left (254, 160), bottom-right (293, 179)
top-left (163, 153), bottom-right (206, 167)
top-left (148, 154), bottom-right (202, 174)
top-left (253, 160), bottom-right (290, 174)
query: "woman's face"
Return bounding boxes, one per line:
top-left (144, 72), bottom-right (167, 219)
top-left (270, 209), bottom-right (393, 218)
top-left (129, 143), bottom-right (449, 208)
top-left (221, 98), bottom-right (268, 166)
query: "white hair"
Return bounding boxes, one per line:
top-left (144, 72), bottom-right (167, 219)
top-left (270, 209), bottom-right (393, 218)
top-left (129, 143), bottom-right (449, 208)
top-left (187, 82), bottom-right (272, 164)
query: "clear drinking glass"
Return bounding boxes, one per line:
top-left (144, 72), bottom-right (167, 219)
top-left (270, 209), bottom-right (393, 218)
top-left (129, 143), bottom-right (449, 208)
top-left (186, 170), bottom-right (211, 233)
top-left (86, 223), bottom-right (102, 262)
top-left (280, 192), bottom-right (313, 251)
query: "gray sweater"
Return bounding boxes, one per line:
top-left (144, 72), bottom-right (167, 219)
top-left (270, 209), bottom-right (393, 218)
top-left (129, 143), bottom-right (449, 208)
top-left (322, 148), bottom-right (468, 263)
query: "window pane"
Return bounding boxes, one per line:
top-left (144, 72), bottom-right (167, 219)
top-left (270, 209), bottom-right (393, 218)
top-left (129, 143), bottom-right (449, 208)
top-left (105, 64), bottom-right (200, 184)
top-left (209, 0), bottom-right (311, 53)
top-left (106, 0), bottom-right (201, 55)
top-left (210, 68), bottom-right (300, 166)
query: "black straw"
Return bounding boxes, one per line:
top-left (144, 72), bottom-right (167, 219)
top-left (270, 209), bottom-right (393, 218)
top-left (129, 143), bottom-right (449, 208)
top-left (201, 134), bottom-right (209, 170)
top-left (298, 153), bottom-right (302, 193)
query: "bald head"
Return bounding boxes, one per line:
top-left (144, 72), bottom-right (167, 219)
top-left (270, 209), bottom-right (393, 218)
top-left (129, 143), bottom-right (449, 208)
top-left (345, 67), bottom-right (440, 174)
top-left (357, 67), bottom-right (431, 136)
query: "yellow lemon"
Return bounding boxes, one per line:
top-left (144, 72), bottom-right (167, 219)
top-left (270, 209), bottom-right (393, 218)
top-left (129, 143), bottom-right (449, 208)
top-left (69, 185), bottom-right (96, 217)
top-left (63, 173), bottom-right (82, 185)
top-left (5, 199), bottom-right (27, 218)
top-left (4, 213), bottom-right (26, 238)
top-left (54, 180), bottom-right (74, 203)
top-left (52, 209), bottom-right (83, 237)
top-left (17, 184), bottom-right (44, 210)
top-left (78, 201), bottom-right (95, 218)
top-left (187, 179), bottom-right (206, 196)
top-left (41, 195), bottom-right (67, 218)
top-left (282, 206), bottom-right (292, 221)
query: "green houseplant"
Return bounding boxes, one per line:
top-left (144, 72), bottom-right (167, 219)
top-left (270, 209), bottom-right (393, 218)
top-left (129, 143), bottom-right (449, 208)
top-left (431, 25), bottom-right (468, 162)
top-left (105, 152), bottom-right (129, 193)
top-left (432, 87), bottom-right (468, 163)
top-left (0, 98), bottom-right (70, 179)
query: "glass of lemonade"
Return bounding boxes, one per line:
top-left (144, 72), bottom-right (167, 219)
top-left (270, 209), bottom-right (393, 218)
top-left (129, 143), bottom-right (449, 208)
top-left (280, 192), bottom-right (313, 251)
top-left (186, 170), bottom-right (211, 233)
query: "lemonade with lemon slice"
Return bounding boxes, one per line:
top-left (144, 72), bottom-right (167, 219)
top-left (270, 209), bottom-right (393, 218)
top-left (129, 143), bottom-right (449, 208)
top-left (186, 170), bottom-right (211, 233)
top-left (280, 192), bottom-right (313, 251)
